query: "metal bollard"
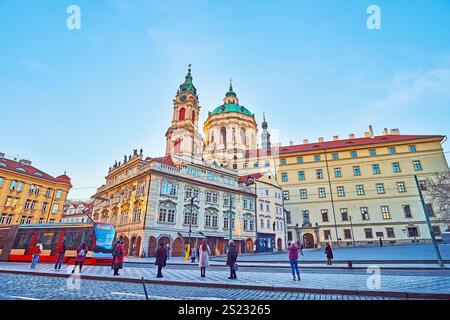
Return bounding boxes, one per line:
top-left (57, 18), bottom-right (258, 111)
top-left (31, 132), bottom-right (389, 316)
top-left (348, 261), bottom-right (353, 269)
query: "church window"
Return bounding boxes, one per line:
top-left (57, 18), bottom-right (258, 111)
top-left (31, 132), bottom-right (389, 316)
top-left (192, 110), bottom-right (196, 122)
top-left (221, 127), bottom-right (227, 145)
top-left (179, 108), bottom-right (186, 121)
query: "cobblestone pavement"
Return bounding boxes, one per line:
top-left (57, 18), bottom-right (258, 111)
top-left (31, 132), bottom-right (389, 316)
top-left (1, 261), bottom-right (449, 295)
top-left (0, 273), bottom-right (401, 300)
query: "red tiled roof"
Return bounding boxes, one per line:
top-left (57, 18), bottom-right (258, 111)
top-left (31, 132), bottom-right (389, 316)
top-left (245, 134), bottom-right (443, 158)
top-left (146, 155), bottom-right (175, 166)
top-left (239, 173), bottom-right (264, 185)
top-left (0, 157), bottom-right (71, 186)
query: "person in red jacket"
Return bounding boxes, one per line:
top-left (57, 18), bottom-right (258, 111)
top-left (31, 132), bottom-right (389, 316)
top-left (30, 243), bottom-right (42, 269)
top-left (112, 241), bottom-right (125, 276)
top-left (54, 241), bottom-right (67, 271)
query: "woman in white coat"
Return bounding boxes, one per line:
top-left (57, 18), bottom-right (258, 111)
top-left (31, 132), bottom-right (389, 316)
top-left (199, 239), bottom-right (211, 277)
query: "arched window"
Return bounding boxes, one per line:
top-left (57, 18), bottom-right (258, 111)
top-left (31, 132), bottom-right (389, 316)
top-left (191, 110), bottom-right (196, 122)
top-left (221, 127), bottom-right (227, 146)
top-left (205, 209), bottom-right (218, 228)
top-left (158, 203), bottom-right (176, 223)
top-left (179, 108), bottom-right (186, 121)
top-left (240, 128), bottom-right (246, 145)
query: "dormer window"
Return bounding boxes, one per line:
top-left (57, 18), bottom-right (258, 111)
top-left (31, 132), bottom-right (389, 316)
top-left (16, 167), bottom-right (26, 173)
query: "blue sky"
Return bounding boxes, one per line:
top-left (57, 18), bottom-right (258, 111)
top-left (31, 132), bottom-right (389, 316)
top-left (1, 0), bottom-right (449, 199)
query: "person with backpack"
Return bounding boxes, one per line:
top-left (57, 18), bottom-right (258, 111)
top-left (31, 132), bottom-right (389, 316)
top-left (54, 240), bottom-right (67, 270)
top-left (30, 243), bottom-right (42, 269)
top-left (198, 239), bottom-right (211, 277)
top-left (111, 240), bottom-right (120, 269)
top-left (72, 242), bottom-right (88, 274)
top-left (155, 243), bottom-right (168, 278)
top-left (113, 241), bottom-right (125, 276)
top-left (226, 240), bottom-right (238, 279)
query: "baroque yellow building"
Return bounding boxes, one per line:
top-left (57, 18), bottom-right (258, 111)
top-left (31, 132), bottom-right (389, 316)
top-left (236, 127), bottom-right (449, 247)
top-left (0, 154), bottom-right (72, 225)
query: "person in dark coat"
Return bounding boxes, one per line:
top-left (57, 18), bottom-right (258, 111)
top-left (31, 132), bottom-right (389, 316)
top-left (325, 242), bottom-right (333, 265)
top-left (155, 243), bottom-right (168, 278)
top-left (226, 240), bottom-right (238, 279)
top-left (72, 242), bottom-right (88, 273)
top-left (111, 240), bottom-right (120, 270)
top-left (113, 241), bottom-right (125, 276)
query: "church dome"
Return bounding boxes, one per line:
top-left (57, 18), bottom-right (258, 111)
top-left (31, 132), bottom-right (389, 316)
top-left (210, 104), bottom-right (254, 117)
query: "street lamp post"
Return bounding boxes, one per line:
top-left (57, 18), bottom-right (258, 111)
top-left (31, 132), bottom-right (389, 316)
top-left (349, 216), bottom-right (355, 247)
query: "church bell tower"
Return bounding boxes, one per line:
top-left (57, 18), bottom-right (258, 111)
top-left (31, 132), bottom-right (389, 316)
top-left (165, 65), bottom-right (203, 157)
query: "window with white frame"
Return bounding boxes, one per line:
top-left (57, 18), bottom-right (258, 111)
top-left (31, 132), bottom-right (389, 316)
top-left (161, 180), bottom-right (178, 197)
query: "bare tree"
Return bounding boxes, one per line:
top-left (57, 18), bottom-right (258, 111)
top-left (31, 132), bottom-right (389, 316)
top-left (426, 170), bottom-right (450, 221)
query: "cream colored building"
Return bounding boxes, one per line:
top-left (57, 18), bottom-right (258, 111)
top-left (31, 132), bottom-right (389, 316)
top-left (239, 171), bottom-right (287, 252)
top-left (236, 127), bottom-right (449, 248)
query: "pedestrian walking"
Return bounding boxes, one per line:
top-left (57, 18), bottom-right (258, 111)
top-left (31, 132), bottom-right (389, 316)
top-left (296, 240), bottom-right (304, 256)
top-left (288, 242), bottom-right (301, 281)
top-left (198, 239), bottom-right (211, 277)
top-left (155, 243), bottom-right (168, 278)
top-left (325, 242), bottom-right (333, 265)
top-left (379, 237), bottom-right (383, 247)
top-left (54, 241), bottom-right (67, 270)
top-left (190, 246), bottom-right (196, 263)
top-left (30, 243), bottom-right (42, 269)
top-left (111, 240), bottom-right (120, 269)
top-left (196, 246), bottom-right (200, 262)
top-left (113, 241), bottom-right (125, 276)
top-left (226, 240), bottom-right (238, 279)
top-left (72, 242), bottom-right (88, 273)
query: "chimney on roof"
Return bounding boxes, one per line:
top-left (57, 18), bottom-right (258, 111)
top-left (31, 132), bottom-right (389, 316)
top-left (369, 125), bottom-right (374, 138)
top-left (382, 128), bottom-right (389, 136)
top-left (349, 133), bottom-right (355, 139)
top-left (333, 135), bottom-right (339, 141)
top-left (303, 139), bottom-right (309, 144)
top-left (289, 141), bottom-right (294, 146)
top-left (318, 137), bottom-right (324, 142)
top-left (390, 128), bottom-right (400, 135)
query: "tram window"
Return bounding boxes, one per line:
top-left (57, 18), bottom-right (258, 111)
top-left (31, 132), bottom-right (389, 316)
top-left (13, 229), bottom-right (35, 253)
top-left (63, 229), bottom-right (93, 251)
top-left (35, 231), bottom-right (60, 255)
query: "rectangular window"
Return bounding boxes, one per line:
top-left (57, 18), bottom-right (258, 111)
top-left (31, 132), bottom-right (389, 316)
top-left (407, 227), bottom-right (419, 238)
top-left (360, 207), bottom-right (370, 220)
top-left (350, 151), bottom-right (357, 158)
top-left (280, 158), bottom-right (286, 165)
top-left (365, 228), bottom-right (373, 239)
top-left (253, 162), bottom-right (259, 168)
top-left (386, 228), bottom-right (395, 238)
top-left (318, 188), bottom-right (326, 198)
top-left (432, 226), bottom-right (441, 237)
top-left (46, 188), bottom-right (52, 197)
top-left (283, 190), bottom-right (290, 200)
top-left (297, 157), bottom-right (303, 164)
top-left (298, 171), bottom-right (305, 180)
top-left (224, 177), bottom-right (236, 186)
top-left (376, 183), bottom-right (385, 194)
top-left (287, 231), bottom-right (293, 241)
top-left (207, 172), bottom-right (219, 182)
top-left (403, 205), bottom-right (412, 218)
top-left (332, 153), bottom-right (339, 160)
top-left (281, 172), bottom-right (288, 182)
top-left (161, 181), bottom-right (178, 197)
top-left (243, 163), bottom-right (248, 169)
top-left (340, 208), bottom-right (348, 221)
top-left (381, 206), bottom-right (391, 220)
top-left (321, 209), bottom-right (329, 222)
top-left (324, 230), bottom-right (331, 240)
top-left (413, 160), bottom-right (422, 171)
top-left (286, 212), bottom-right (291, 224)
top-left (187, 167), bottom-right (201, 177)
top-left (392, 162), bottom-right (401, 173)
top-left (337, 186), bottom-right (345, 197)
top-left (353, 166), bottom-right (361, 176)
top-left (334, 168), bottom-right (342, 178)
top-left (389, 147), bottom-right (396, 154)
top-left (314, 155), bottom-right (321, 162)
top-left (264, 161), bottom-right (270, 167)
top-left (426, 204), bottom-right (434, 217)
top-left (0, 176), bottom-right (3, 186)
top-left (356, 185), bottom-right (365, 196)
top-left (409, 145), bottom-right (416, 152)
top-left (397, 182), bottom-right (406, 193)
top-left (55, 189), bottom-right (63, 199)
top-left (369, 149), bottom-right (376, 156)
top-left (302, 210), bottom-right (310, 225)
top-left (10, 180), bottom-right (17, 190)
top-left (52, 204), bottom-right (59, 213)
top-left (344, 229), bottom-right (352, 240)
top-left (316, 169), bottom-right (323, 179)
top-left (372, 164), bottom-right (381, 174)
top-left (300, 189), bottom-right (308, 199)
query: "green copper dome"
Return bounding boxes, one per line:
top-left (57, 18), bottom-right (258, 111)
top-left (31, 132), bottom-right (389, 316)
top-left (210, 103), bottom-right (254, 117)
top-left (178, 64), bottom-right (198, 97)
